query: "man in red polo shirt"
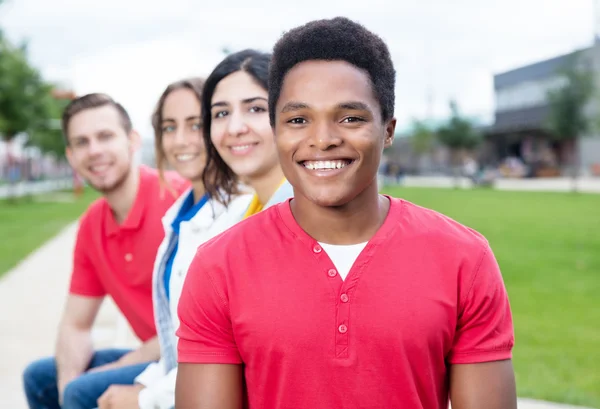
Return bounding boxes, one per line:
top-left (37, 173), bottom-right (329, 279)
top-left (23, 93), bottom-right (187, 409)
top-left (175, 17), bottom-right (517, 409)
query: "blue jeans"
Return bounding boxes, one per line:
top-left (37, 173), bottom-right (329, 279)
top-left (23, 349), bottom-right (151, 409)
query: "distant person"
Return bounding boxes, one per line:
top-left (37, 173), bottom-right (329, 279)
top-left (175, 17), bottom-right (517, 409)
top-left (22, 93), bottom-right (188, 409)
top-left (463, 156), bottom-right (479, 184)
top-left (113, 49), bottom-right (293, 409)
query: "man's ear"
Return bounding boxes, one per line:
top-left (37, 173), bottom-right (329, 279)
top-left (128, 129), bottom-right (142, 151)
top-left (384, 118), bottom-right (396, 149)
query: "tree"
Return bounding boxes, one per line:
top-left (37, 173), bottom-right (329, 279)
top-left (0, 33), bottom-right (67, 199)
top-left (545, 51), bottom-right (597, 191)
top-left (436, 101), bottom-right (482, 185)
top-left (25, 95), bottom-right (70, 157)
top-left (0, 38), bottom-right (59, 143)
top-left (408, 119), bottom-right (435, 174)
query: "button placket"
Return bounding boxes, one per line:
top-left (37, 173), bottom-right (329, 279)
top-left (335, 284), bottom-right (352, 358)
top-left (311, 241), bottom-right (350, 358)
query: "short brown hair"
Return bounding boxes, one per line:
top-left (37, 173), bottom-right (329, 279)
top-left (151, 78), bottom-right (205, 195)
top-left (62, 93), bottom-right (133, 143)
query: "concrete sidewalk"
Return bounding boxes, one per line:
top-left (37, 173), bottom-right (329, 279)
top-left (0, 223), bottom-right (593, 409)
top-left (0, 222), bottom-right (137, 409)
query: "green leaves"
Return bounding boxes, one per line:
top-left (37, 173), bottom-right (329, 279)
top-left (545, 51), bottom-right (596, 142)
top-left (0, 35), bottom-right (67, 156)
top-left (409, 119), bottom-right (435, 155)
top-left (436, 100), bottom-right (482, 150)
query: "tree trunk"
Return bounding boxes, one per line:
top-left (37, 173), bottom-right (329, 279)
top-left (571, 136), bottom-right (580, 193)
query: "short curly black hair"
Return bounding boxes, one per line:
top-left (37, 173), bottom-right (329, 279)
top-left (268, 16), bottom-right (396, 126)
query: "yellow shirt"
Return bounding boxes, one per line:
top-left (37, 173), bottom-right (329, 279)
top-left (243, 179), bottom-right (287, 219)
top-left (243, 194), bottom-right (264, 219)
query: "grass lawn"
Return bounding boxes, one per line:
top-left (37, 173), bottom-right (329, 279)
top-left (0, 189), bottom-right (99, 277)
top-left (381, 186), bottom-right (600, 408)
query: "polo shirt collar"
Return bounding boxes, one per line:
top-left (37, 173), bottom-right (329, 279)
top-left (276, 194), bottom-right (403, 248)
top-left (104, 166), bottom-right (150, 237)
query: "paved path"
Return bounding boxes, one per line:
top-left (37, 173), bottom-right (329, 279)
top-left (0, 223), bottom-right (594, 409)
top-left (0, 222), bottom-right (137, 409)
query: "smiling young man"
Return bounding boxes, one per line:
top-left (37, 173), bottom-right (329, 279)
top-left (23, 93), bottom-right (188, 409)
top-left (175, 17), bottom-right (517, 409)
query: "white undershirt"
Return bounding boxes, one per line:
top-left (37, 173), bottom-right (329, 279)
top-left (318, 242), bottom-right (368, 280)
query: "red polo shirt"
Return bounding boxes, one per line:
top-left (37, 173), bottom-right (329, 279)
top-left (177, 196), bottom-right (514, 409)
top-left (69, 165), bottom-right (188, 342)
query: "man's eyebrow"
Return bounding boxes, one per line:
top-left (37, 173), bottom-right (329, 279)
top-left (280, 101), bottom-right (309, 113)
top-left (337, 101), bottom-right (371, 112)
top-left (280, 101), bottom-right (372, 114)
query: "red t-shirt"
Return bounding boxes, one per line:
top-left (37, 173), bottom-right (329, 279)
top-left (177, 197), bottom-right (514, 409)
top-left (69, 165), bottom-right (188, 341)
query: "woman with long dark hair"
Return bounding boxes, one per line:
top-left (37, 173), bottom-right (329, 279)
top-left (201, 49), bottom-right (293, 217)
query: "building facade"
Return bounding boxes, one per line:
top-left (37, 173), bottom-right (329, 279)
top-left (484, 44), bottom-right (600, 177)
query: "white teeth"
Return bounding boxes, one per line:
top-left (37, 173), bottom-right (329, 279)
top-left (231, 144), bottom-right (253, 152)
top-left (303, 160), bottom-right (349, 170)
top-left (176, 154), bottom-right (196, 162)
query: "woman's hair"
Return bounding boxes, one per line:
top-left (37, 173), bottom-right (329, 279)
top-left (201, 49), bottom-right (271, 205)
top-left (151, 77), bottom-right (205, 196)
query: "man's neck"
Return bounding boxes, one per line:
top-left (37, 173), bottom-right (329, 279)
top-left (291, 181), bottom-right (389, 245)
top-left (248, 165), bottom-right (285, 206)
top-left (105, 166), bottom-right (140, 225)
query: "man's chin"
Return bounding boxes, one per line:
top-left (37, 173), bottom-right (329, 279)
top-left (83, 167), bottom-right (131, 195)
top-left (305, 190), bottom-right (353, 209)
top-left (84, 175), bottom-right (123, 194)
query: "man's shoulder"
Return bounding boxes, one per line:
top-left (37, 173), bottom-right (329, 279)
top-left (78, 196), bottom-right (107, 230)
top-left (396, 197), bottom-right (488, 249)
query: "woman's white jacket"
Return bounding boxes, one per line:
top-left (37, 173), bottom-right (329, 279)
top-left (134, 188), bottom-right (252, 409)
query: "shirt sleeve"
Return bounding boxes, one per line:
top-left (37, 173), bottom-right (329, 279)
top-left (448, 243), bottom-right (515, 364)
top-left (68, 217), bottom-right (106, 297)
top-left (176, 251), bottom-right (242, 364)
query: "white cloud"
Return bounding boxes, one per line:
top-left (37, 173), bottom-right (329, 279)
top-left (70, 36), bottom-right (226, 138)
top-left (0, 0), bottom-right (595, 131)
